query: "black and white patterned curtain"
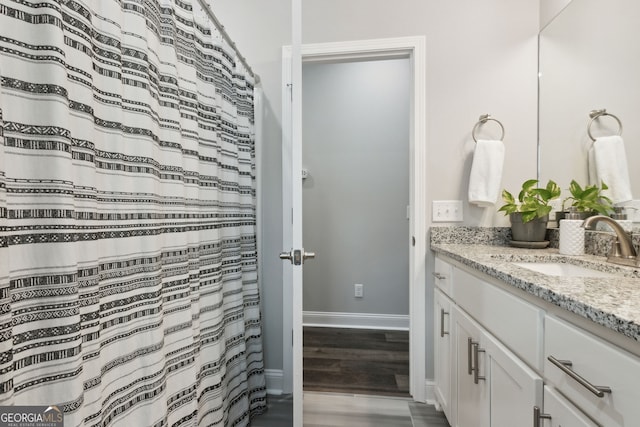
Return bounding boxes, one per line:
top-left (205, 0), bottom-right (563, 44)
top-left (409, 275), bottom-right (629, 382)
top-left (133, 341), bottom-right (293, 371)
top-left (0, 0), bottom-right (266, 425)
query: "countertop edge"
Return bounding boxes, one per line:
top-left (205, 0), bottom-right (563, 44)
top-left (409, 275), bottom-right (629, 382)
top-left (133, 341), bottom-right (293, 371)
top-left (431, 244), bottom-right (640, 344)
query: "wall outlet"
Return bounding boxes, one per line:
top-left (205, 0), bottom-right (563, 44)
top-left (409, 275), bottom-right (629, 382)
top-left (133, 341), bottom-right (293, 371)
top-left (432, 200), bottom-right (463, 222)
top-left (354, 283), bottom-right (364, 298)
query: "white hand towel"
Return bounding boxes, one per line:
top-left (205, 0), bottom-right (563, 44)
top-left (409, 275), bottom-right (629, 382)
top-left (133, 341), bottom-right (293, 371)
top-left (592, 135), bottom-right (632, 203)
top-left (587, 145), bottom-right (598, 186)
top-left (468, 139), bottom-right (505, 207)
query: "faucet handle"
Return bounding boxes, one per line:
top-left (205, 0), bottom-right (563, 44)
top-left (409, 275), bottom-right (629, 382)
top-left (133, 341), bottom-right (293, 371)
top-left (609, 240), bottom-right (624, 258)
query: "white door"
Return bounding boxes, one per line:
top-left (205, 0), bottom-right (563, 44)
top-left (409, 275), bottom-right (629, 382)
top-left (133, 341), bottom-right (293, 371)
top-left (280, 1), bottom-right (306, 424)
top-left (434, 288), bottom-right (453, 420)
top-left (453, 307), bottom-right (490, 427)
top-left (484, 325), bottom-right (542, 427)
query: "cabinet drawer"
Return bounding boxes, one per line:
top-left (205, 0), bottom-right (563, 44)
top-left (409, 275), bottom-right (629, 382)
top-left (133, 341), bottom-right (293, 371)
top-left (453, 267), bottom-right (543, 370)
top-left (545, 315), bottom-right (640, 427)
top-left (434, 256), bottom-right (453, 294)
top-left (541, 386), bottom-right (598, 427)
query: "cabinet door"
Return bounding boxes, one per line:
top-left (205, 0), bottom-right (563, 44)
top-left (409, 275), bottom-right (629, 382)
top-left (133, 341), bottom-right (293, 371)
top-left (539, 386), bottom-right (599, 427)
top-left (434, 289), bottom-right (453, 421)
top-left (453, 307), bottom-right (489, 427)
top-left (483, 326), bottom-right (543, 427)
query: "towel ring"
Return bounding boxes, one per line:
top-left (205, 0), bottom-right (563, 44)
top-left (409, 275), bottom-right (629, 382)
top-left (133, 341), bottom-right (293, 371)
top-left (472, 114), bottom-right (505, 142)
top-left (587, 109), bottom-right (622, 141)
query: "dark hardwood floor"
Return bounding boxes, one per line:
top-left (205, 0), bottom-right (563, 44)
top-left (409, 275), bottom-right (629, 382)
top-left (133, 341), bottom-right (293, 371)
top-left (303, 326), bottom-right (410, 397)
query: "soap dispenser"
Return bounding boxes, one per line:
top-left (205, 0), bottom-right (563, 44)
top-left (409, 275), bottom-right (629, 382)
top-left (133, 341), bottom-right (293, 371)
top-left (611, 207), bottom-right (632, 232)
top-left (559, 207), bottom-right (584, 255)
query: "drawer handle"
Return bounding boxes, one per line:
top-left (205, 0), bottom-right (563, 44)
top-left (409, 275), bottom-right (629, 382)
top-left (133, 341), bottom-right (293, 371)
top-left (467, 338), bottom-right (474, 375)
top-left (547, 356), bottom-right (612, 398)
top-left (439, 309), bottom-right (449, 337)
top-left (472, 341), bottom-right (486, 384)
top-left (432, 272), bottom-right (447, 280)
top-left (533, 406), bottom-right (552, 427)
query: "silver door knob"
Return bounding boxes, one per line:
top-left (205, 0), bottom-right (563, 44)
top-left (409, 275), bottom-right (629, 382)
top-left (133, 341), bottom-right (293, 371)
top-left (279, 249), bottom-right (315, 265)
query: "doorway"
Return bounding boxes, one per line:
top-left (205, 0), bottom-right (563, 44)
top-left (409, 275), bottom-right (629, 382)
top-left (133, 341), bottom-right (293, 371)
top-left (301, 56), bottom-right (411, 395)
top-left (281, 36), bottom-right (427, 417)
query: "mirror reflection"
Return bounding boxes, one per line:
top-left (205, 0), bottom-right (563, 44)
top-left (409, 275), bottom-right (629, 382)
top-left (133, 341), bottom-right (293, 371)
top-left (538, 0), bottom-right (640, 221)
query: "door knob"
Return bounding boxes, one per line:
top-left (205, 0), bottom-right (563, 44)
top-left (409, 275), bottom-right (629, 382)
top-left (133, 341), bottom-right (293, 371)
top-left (280, 249), bottom-right (315, 265)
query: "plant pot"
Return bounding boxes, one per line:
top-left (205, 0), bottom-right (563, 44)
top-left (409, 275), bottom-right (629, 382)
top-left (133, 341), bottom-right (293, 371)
top-left (509, 213), bottom-right (549, 242)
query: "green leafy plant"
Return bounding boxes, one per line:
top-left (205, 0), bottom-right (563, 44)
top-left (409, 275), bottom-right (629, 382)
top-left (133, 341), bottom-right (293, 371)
top-left (562, 180), bottom-right (614, 215)
top-left (498, 179), bottom-right (561, 223)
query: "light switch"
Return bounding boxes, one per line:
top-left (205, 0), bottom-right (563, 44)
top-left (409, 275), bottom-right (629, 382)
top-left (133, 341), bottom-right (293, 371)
top-left (432, 200), bottom-right (463, 222)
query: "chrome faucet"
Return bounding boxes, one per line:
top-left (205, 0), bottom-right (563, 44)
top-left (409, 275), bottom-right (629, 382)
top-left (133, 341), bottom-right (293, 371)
top-left (582, 215), bottom-right (639, 267)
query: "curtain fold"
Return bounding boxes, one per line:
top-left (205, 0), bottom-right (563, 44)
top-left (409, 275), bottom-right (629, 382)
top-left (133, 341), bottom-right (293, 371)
top-left (0, 0), bottom-right (266, 425)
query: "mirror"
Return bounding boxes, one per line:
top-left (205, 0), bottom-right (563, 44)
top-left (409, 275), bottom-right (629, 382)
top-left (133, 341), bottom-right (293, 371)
top-left (538, 0), bottom-right (640, 221)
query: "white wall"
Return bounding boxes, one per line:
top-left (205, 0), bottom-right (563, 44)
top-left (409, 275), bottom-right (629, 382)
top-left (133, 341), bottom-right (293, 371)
top-left (206, 0), bottom-right (291, 372)
top-left (212, 0), bottom-right (540, 381)
top-left (539, 0), bottom-right (572, 30)
top-left (301, 58), bottom-right (410, 316)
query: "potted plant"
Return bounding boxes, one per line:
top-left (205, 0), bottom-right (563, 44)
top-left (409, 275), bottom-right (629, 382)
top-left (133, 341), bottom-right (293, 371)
top-left (498, 179), bottom-right (561, 242)
top-left (557, 180), bottom-right (614, 220)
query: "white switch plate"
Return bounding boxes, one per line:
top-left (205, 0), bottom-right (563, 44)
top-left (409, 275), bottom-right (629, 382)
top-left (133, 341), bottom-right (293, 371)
top-left (432, 200), bottom-right (463, 222)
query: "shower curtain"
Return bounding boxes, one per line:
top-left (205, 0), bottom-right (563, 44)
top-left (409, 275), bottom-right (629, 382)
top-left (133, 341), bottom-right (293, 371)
top-left (0, 0), bottom-right (266, 426)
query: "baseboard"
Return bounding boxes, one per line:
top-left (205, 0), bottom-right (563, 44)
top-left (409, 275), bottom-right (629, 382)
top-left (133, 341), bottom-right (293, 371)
top-left (424, 379), bottom-right (436, 406)
top-left (264, 369), bottom-right (284, 395)
top-left (303, 311), bottom-right (410, 330)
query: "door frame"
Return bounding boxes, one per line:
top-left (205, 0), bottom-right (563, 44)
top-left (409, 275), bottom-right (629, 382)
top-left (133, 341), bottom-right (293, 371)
top-left (281, 36), bottom-right (428, 402)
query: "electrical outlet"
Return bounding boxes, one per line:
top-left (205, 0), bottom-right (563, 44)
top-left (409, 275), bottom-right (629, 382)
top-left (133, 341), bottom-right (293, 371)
top-left (354, 283), bottom-right (364, 298)
top-left (432, 200), bottom-right (463, 222)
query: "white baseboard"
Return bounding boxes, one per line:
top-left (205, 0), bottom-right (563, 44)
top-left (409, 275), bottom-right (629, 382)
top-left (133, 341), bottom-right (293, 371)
top-left (424, 379), bottom-right (436, 406)
top-left (264, 369), bottom-right (284, 395)
top-left (303, 311), bottom-right (409, 330)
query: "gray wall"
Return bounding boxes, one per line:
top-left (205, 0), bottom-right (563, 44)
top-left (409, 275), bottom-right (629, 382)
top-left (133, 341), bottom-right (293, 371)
top-left (212, 0), bottom-right (540, 381)
top-left (301, 59), bottom-right (410, 315)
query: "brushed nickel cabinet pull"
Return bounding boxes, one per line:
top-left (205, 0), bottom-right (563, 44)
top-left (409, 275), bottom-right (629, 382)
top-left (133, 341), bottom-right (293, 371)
top-left (547, 355), bottom-right (612, 397)
top-left (440, 309), bottom-right (449, 337)
top-left (473, 341), bottom-right (486, 384)
top-left (467, 337), bottom-right (474, 375)
top-left (432, 272), bottom-right (446, 280)
top-left (533, 406), bottom-right (551, 427)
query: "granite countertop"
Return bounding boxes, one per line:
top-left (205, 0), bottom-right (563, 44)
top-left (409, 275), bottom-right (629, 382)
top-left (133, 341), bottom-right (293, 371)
top-left (431, 243), bottom-right (640, 343)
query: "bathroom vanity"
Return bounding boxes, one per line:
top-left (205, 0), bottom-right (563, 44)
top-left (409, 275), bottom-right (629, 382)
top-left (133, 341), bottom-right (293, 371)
top-left (431, 241), bottom-right (640, 427)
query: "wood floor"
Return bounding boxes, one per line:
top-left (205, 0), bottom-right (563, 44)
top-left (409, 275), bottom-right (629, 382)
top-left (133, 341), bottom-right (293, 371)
top-left (250, 392), bottom-right (451, 427)
top-left (248, 327), bottom-right (450, 426)
top-left (303, 327), bottom-right (410, 397)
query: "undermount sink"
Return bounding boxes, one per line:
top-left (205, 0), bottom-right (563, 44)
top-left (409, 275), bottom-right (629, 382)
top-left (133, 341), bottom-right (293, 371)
top-left (512, 262), bottom-right (614, 278)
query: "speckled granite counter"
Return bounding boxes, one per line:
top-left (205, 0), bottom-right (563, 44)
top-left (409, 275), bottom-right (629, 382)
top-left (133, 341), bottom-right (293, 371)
top-left (431, 242), bottom-right (640, 344)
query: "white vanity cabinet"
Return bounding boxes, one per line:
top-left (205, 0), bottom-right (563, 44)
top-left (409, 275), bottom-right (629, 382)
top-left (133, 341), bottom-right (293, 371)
top-left (433, 288), bottom-right (453, 420)
top-left (544, 315), bottom-right (640, 427)
top-left (452, 302), bottom-right (543, 427)
top-left (537, 386), bottom-right (599, 427)
top-left (434, 256), bottom-right (543, 427)
top-left (432, 253), bottom-right (640, 427)
top-left (453, 306), bottom-right (489, 427)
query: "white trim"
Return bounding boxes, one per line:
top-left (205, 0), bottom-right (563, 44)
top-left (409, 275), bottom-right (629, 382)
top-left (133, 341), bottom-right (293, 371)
top-left (282, 35), bottom-right (428, 404)
top-left (424, 379), bottom-right (437, 407)
top-left (303, 311), bottom-right (410, 330)
top-left (281, 46), bottom-right (294, 396)
top-left (265, 369), bottom-right (285, 396)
